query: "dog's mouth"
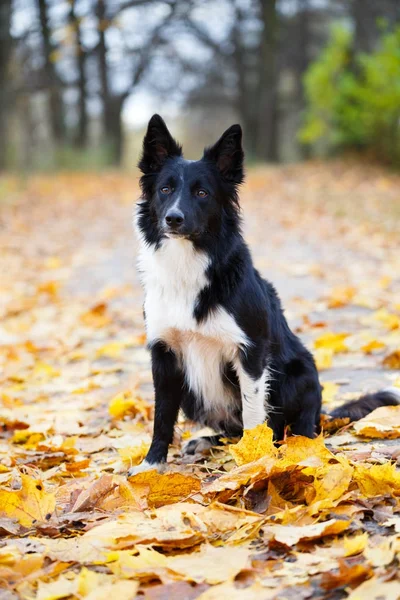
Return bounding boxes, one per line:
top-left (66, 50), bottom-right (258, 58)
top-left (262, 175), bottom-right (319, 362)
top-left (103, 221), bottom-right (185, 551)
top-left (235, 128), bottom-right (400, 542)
top-left (163, 229), bottom-right (200, 240)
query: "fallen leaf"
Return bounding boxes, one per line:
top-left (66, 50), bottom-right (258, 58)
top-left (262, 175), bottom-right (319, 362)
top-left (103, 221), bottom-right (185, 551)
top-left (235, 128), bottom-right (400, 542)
top-left (128, 471), bottom-right (201, 507)
top-left (167, 544), bottom-right (250, 584)
top-left (383, 349), bottom-right (400, 369)
top-left (0, 473), bottom-right (55, 527)
top-left (347, 577), bottom-right (400, 600)
top-left (354, 405), bottom-right (400, 439)
top-left (353, 462), bottom-right (400, 497)
top-left (321, 382), bottom-right (339, 405)
top-left (314, 332), bottom-right (349, 353)
top-left (109, 390), bottom-right (151, 421)
top-left (313, 347), bottom-right (333, 370)
top-left (343, 532), bottom-right (368, 557)
top-left (320, 561), bottom-right (372, 591)
top-left (229, 424), bottom-right (277, 466)
top-left (263, 518), bottom-right (350, 546)
top-left (361, 339), bottom-right (386, 354)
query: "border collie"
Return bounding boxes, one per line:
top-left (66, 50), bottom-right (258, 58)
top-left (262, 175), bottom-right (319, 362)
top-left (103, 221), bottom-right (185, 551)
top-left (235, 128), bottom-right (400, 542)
top-left (129, 114), bottom-right (400, 475)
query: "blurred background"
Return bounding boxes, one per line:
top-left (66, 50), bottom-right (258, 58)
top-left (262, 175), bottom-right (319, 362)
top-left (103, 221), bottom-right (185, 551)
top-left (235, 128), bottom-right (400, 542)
top-left (1, 0), bottom-right (400, 171)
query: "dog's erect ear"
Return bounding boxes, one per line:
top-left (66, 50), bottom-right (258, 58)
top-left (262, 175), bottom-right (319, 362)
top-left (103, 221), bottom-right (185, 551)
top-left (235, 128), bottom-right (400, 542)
top-left (203, 124), bottom-right (244, 184)
top-left (139, 114), bottom-right (182, 174)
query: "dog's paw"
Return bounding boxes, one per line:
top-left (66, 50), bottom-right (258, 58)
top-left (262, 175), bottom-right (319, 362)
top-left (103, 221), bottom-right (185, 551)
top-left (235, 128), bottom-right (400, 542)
top-left (127, 460), bottom-right (165, 477)
top-left (183, 437), bottom-right (216, 455)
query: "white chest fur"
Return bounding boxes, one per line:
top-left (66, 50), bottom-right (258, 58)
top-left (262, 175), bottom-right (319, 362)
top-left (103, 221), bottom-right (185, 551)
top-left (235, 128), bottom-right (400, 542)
top-left (137, 235), bottom-right (249, 415)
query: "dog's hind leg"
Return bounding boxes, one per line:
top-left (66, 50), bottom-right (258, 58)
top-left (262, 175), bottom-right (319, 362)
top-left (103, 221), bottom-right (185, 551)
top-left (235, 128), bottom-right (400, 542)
top-left (290, 389), bottom-right (321, 438)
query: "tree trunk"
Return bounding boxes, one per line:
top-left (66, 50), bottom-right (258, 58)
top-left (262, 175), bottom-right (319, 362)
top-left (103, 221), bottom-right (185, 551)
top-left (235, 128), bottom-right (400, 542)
top-left (231, 6), bottom-right (257, 156)
top-left (36, 0), bottom-right (65, 144)
top-left (295, 0), bottom-right (311, 159)
top-left (0, 0), bottom-right (13, 170)
top-left (352, 0), bottom-right (376, 54)
top-left (69, 0), bottom-right (88, 148)
top-left (97, 0), bottom-right (112, 141)
top-left (108, 94), bottom-right (125, 166)
top-left (256, 0), bottom-right (279, 162)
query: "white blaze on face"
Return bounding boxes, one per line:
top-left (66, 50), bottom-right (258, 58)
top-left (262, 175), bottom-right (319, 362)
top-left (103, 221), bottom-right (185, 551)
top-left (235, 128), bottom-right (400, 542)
top-left (168, 171), bottom-right (185, 213)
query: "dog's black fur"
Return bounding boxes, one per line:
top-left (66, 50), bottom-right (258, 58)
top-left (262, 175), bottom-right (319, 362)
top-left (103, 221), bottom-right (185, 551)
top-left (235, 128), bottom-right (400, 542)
top-left (132, 114), bottom-right (399, 471)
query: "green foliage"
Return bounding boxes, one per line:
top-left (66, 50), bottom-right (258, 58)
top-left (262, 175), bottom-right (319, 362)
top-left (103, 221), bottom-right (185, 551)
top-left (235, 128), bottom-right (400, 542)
top-left (300, 25), bottom-right (400, 165)
top-left (37, 143), bottom-right (115, 171)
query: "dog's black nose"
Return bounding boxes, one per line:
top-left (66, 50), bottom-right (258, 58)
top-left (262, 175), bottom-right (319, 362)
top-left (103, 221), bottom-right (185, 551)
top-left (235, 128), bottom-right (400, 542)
top-left (165, 209), bottom-right (184, 229)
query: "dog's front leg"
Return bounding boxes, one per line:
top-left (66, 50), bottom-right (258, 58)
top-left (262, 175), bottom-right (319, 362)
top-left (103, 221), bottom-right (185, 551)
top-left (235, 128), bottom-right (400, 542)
top-left (128, 342), bottom-right (182, 476)
top-left (237, 347), bottom-right (269, 430)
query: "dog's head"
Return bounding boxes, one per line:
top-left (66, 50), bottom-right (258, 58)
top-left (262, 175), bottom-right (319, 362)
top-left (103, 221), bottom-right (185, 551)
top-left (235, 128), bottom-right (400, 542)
top-left (138, 114), bottom-right (244, 243)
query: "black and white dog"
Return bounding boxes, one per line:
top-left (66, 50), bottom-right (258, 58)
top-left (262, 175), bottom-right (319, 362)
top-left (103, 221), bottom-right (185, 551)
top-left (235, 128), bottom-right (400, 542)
top-left (129, 115), bottom-right (399, 475)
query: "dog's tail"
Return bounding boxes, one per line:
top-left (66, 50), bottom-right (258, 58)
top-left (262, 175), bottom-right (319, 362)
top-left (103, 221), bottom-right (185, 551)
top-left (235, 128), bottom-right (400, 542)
top-left (329, 387), bottom-right (400, 421)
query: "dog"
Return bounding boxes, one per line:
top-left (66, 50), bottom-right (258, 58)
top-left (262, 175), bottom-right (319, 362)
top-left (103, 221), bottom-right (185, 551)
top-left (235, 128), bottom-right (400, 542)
top-left (128, 114), bottom-right (400, 475)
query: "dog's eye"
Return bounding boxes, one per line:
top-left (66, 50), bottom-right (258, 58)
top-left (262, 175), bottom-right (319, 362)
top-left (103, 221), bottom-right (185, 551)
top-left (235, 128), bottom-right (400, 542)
top-left (196, 189), bottom-right (208, 198)
top-left (160, 186), bottom-right (171, 194)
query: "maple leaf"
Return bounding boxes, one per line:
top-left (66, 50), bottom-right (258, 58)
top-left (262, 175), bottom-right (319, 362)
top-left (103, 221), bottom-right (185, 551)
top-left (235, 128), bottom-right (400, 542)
top-left (353, 463), bottom-right (400, 497)
top-left (229, 423), bottom-right (277, 466)
top-left (0, 473), bottom-right (55, 527)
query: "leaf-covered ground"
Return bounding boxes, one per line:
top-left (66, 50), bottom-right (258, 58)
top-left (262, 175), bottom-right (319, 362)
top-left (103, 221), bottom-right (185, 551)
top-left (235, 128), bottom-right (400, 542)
top-left (0, 161), bottom-right (399, 600)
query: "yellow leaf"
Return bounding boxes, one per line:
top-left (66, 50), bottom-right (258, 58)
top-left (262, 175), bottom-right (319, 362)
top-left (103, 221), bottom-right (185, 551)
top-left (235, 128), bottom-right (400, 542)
top-left (96, 341), bottom-right (125, 358)
top-left (314, 332), bottom-right (349, 353)
top-left (321, 381), bottom-right (339, 404)
top-left (361, 339), bottom-right (386, 354)
top-left (354, 405), bottom-right (400, 439)
top-left (313, 347), bottom-right (333, 370)
top-left (373, 309), bottom-right (400, 331)
top-left (343, 532), bottom-right (368, 557)
top-left (279, 433), bottom-right (333, 466)
top-left (353, 462), bottom-right (400, 497)
top-left (327, 286), bottom-right (356, 309)
top-left (45, 256), bottom-right (62, 269)
top-left (383, 349), bottom-right (400, 369)
top-left (80, 303), bottom-right (111, 328)
top-left (229, 423), bottom-right (277, 466)
top-left (36, 569), bottom-right (138, 600)
top-left (109, 390), bottom-right (151, 421)
top-left (118, 442), bottom-right (150, 467)
top-left (0, 474), bottom-right (55, 527)
top-left (128, 471), bottom-right (201, 507)
top-left (37, 280), bottom-right (60, 298)
top-left (303, 454), bottom-right (353, 507)
top-left (107, 547), bottom-right (168, 579)
top-left (32, 361), bottom-right (60, 380)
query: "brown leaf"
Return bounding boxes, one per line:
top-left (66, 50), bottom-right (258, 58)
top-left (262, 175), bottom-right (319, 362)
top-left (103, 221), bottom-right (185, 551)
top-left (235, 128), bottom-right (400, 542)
top-left (320, 561), bottom-right (373, 590)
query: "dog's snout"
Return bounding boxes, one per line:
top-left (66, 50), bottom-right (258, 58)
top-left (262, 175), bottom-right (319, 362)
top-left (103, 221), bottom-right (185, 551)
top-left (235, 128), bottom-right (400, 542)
top-left (165, 209), bottom-right (184, 229)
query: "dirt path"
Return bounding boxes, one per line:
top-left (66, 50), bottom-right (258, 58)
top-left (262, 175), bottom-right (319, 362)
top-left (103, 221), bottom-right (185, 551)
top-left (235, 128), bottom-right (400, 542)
top-left (1, 165), bottom-right (399, 599)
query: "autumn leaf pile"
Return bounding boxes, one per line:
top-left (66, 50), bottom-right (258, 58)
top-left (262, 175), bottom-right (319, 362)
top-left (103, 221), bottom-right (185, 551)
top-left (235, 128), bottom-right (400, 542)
top-left (0, 163), bottom-right (399, 600)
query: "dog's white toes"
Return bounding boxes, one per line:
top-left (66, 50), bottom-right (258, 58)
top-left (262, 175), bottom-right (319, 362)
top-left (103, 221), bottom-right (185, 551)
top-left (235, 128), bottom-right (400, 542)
top-left (127, 460), bottom-right (164, 477)
top-left (183, 437), bottom-right (215, 455)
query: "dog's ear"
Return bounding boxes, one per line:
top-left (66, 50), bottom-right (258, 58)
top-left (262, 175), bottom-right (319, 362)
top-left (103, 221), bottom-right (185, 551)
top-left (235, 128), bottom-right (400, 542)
top-left (203, 124), bottom-right (244, 184)
top-left (139, 114), bottom-right (182, 174)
